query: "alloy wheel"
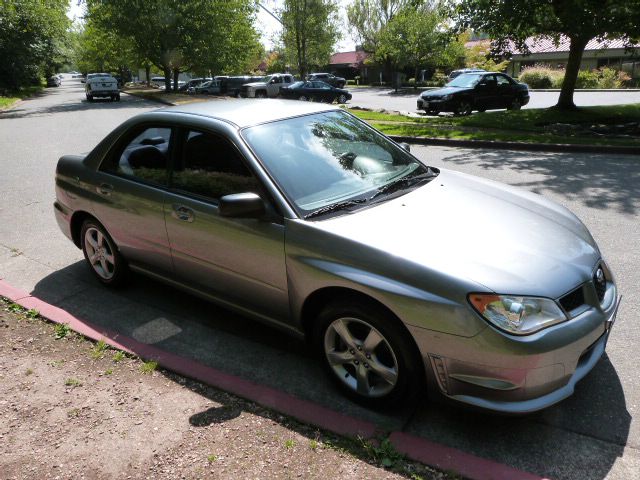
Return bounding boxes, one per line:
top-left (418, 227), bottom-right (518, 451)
top-left (83, 226), bottom-right (116, 280)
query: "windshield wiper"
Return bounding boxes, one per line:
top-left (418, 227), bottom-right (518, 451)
top-left (368, 170), bottom-right (438, 202)
top-left (304, 198), bottom-right (367, 219)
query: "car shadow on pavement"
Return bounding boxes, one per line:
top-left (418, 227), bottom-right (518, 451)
top-left (30, 262), bottom-right (631, 480)
top-left (30, 262), bottom-right (416, 433)
top-left (438, 149), bottom-right (640, 215)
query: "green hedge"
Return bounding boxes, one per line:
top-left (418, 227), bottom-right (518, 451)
top-left (519, 66), bottom-right (631, 89)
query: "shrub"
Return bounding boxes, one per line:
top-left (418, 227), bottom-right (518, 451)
top-left (346, 79), bottom-right (357, 86)
top-left (518, 66), bottom-right (561, 89)
top-left (575, 69), bottom-right (599, 89)
top-left (596, 67), bottom-right (630, 88)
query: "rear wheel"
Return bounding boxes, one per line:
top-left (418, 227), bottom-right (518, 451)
top-left (298, 95), bottom-right (308, 101)
top-left (255, 90), bottom-right (267, 99)
top-left (314, 300), bottom-right (423, 408)
top-left (454, 100), bottom-right (473, 116)
top-left (81, 219), bottom-right (127, 287)
top-left (508, 97), bottom-right (522, 110)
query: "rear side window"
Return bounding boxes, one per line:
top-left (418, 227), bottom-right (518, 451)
top-left (101, 127), bottom-right (171, 186)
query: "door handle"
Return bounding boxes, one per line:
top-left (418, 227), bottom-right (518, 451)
top-left (97, 183), bottom-right (113, 195)
top-left (172, 204), bottom-right (195, 222)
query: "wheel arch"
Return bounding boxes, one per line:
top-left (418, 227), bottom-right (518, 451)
top-left (70, 211), bottom-right (99, 248)
top-left (300, 287), bottom-right (419, 352)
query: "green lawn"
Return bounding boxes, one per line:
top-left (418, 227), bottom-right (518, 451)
top-left (349, 104), bottom-right (640, 147)
top-left (0, 85), bottom-right (44, 110)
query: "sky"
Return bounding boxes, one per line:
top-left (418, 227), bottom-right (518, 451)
top-left (67, 0), bottom-right (356, 53)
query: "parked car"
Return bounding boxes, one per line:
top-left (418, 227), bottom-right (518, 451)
top-left (218, 76), bottom-right (262, 97)
top-left (279, 81), bottom-right (351, 103)
top-left (47, 76), bottom-right (61, 87)
top-left (181, 77), bottom-right (212, 92)
top-left (85, 73), bottom-right (120, 102)
top-left (54, 100), bottom-right (618, 413)
top-left (307, 72), bottom-right (346, 88)
top-left (447, 68), bottom-right (486, 81)
top-left (192, 80), bottom-right (221, 95)
top-left (417, 72), bottom-right (530, 116)
top-left (240, 74), bottom-right (295, 98)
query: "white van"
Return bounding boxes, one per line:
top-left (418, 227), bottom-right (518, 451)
top-left (85, 74), bottom-right (120, 102)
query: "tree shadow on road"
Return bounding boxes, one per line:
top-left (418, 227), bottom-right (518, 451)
top-left (438, 149), bottom-right (640, 215)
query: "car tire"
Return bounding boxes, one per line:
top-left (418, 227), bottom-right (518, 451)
top-left (298, 95), bottom-right (308, 101)
top-left (508, 97), bottom-right (522, 110)
top-left (314, 299), bottom-right (423, 408)
top-left (337, 94), bottom-right (348, 104)
top-left (256, 91), bottom-right (267, 99)
top-left (80, 219), bottom-right (128, 287)
top-left (454, 100), bottom-right (473, 116)
top-left (116, 94), bottom-right (121, 101)
top-left (87, 95), bottom-right (93, 102)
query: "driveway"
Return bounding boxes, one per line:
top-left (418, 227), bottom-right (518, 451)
top-left (1, 77), bottom-right (638, 479)
top-left (349, 86), bottom-right (640, 112)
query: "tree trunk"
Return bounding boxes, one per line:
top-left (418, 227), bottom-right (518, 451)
top-left (556, 36), bottom-right (588, 110)
top-left (163, 66), bottom-right (172, 92)
top-left (145, 65), bottom-right (151, 86)
top-left (173, 68), bottom-right (179, 92)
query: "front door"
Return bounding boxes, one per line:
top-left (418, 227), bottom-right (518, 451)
top-left (164, 128), bottom-right (289, 321)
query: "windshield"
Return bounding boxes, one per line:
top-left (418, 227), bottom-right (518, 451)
top-left (446, 74), bottom-right (482, 88)
top-left (242, 110), bottom-right (433, 216)
top-left (289, 81), bottom-right (305, 88)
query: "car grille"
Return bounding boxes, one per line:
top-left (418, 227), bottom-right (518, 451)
top-left (559, 287), bottom-right (585, 313)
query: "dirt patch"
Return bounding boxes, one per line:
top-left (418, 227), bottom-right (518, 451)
top-left (0, 299), bottom-right (456, 480)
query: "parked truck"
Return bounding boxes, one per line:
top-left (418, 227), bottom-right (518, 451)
top-left (239, 74), bottom-right (295, 98)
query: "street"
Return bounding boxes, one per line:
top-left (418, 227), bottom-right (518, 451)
top-left (350, 86), bottom-right (640, 113)
top-left (1, 77), bottom-right (639, 479)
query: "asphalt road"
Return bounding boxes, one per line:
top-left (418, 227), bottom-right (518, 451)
top-left (1, 77), bottom-right (638, 479)
top-left (349, 86), bottom-right (640, 113)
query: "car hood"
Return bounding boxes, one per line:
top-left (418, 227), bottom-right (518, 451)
top-left (244, 82), bottom-right (267, 88)
top-left (421, 86), bottom-right (470, 98)
top-left (314, 169), bottom-right (600, 298)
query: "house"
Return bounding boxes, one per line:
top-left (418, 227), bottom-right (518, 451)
top-left (507, 36), bottom-right (639, 79)
top-left (328, 49), bottom-right (385, 83)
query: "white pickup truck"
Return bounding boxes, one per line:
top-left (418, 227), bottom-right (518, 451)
top-left (85, 73), bottom-right (120, 102)
top-left (239, 73), bottom-right (295, 98)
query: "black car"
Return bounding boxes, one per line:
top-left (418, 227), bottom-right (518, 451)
top-left (47, 76), bottom-right (61, 87)
top-left (307, 72), bottom-right (346, 88)
top-left (417, 72), bottom-right (529, 116)
top-left (279, 81), bottom-right (351, 104)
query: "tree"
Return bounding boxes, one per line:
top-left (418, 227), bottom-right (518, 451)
top-left (0, 0), bottom-right (70, 90)
top-left (347, 0), bottom-right (414, 54)
top-left (86, 0), bottom-right (261, 91)
top-left (454, 0), bottom-right (640, 109)
top-left (375, 3), bottom-right (465, 82)
top-left (279, 0), bottom-right (340, 78)
top-left (462, 36), bottom-right (509, 72)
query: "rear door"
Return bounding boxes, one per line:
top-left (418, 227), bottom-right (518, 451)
top-left (93, 125), bottom-right (174, 275)
top-left (163, 127), bottom-right (289, 320)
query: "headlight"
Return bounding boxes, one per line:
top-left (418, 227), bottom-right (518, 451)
top-left (468, 293), bottom-right (567, 335)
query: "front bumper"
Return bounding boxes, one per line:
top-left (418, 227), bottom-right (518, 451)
top-left (410, 282), bottom-right (620, 414)
top-left (417, 97), bottom-right (455, 112)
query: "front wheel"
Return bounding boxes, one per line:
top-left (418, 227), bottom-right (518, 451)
top-left (337, 94), bottom-right (348, 104)
top-left (298, 95), bottom-right (308, 101)
top-left (314, 300), bottom-right (423, 408)
top-left (81, 219), bottom-right (128, 287)
top-left (255, 91), bottom-right (267, 99)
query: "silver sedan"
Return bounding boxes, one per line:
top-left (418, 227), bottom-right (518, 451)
top-left (54, 100), bottom-right (619, 412)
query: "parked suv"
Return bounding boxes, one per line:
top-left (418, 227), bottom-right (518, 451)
top-left (240, 74), bottom-right (295, 98)
top-left (307, 72), bottom-right (346, 88)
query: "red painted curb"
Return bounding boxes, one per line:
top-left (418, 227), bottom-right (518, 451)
top-left (389, 432), bottom-right (550, 480)
top-left (0, 279), bottom-right (549, 480)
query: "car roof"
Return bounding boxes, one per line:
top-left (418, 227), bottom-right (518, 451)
top-left (158, 99), bottom-right (340, 128)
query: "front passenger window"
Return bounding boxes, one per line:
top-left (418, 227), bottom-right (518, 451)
top-left (172, 131), bottom-right (260, 200)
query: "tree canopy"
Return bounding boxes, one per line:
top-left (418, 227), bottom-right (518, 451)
top-left (86, 0), bottom-right (261, 90)
top-left (279, 0), bottom-right (340, 78)
top-left (454, 0), bottom-right (640, 109)
top-left (0, 0), bottom-right (70, 90)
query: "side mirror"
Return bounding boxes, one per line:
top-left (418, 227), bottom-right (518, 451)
top-left (219, 192), bottom-right (266, 218)
top-left (400, 142), bottom-right (411, 152)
